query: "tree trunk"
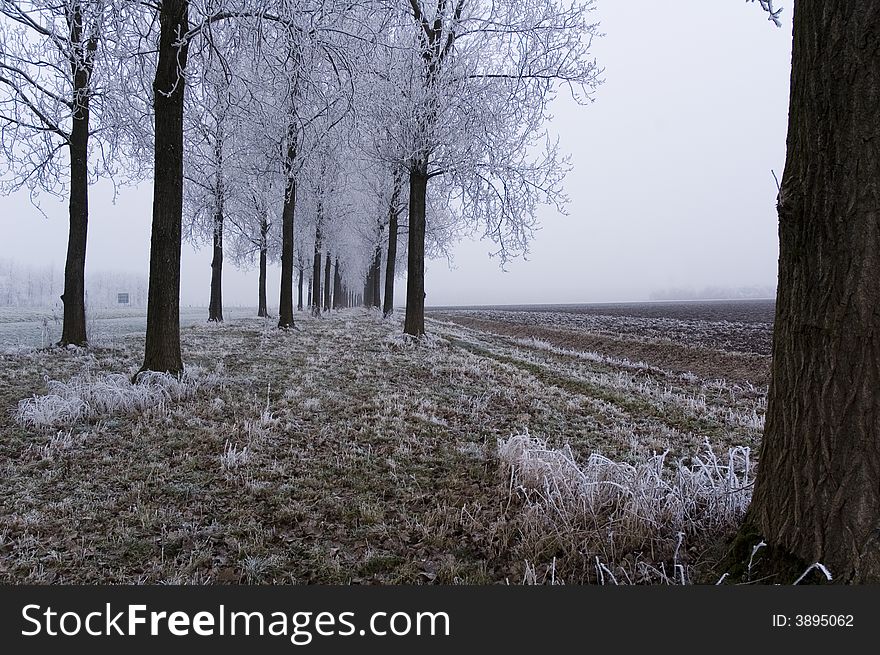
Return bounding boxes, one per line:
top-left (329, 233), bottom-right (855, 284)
top-left (363, 272), bottom-right (372, 307)
top-left (297, 266), bottom-right (303, 311)
top-left (257, 217), bottom-right (268, 318)
top-left (307, 278), bottom-right (312, 308)
top-left (404, 166), bottom-right (428, 336)
top-left (737, 1), bottom-right (880, 583)
top-left (257, 246), bottom-right (268, 318)
top-left (323, 249), bottom-right (332, 312)
top-left (383, 182), bottom-right (400, 318)
top-left (333, 257), bottom-right (344, 309)
top-left (140, 0), bottom-right (189, 375)
top-left (371, 229), bottom-right (382, 309)
top-left (311, 223), bottom-right (322, 317)
top-left (277, 153), bottom-right (296, 329)
top-left (208, 212), bottom-right (223, 322)
top-left (60, 36), bottom-right (90, 347)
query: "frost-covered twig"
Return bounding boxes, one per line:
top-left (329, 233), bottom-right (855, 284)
top-left (793, 562), bottom-right (832, 585)
top-left (748, 0), bottom-right (784, 27)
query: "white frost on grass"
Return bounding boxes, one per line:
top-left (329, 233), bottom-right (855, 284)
top-left (499, 431), bottom-right (753, 583)
top-left (27, 429), bottom-right (81, 460)
top-left (220, 440), bottom-right (250, 471)
top-left (381, 330), bottom-right (448, 350)
top-left (438, 320), bottom-right (766, 436)
top-left (511, 336), bottom-right (661, 377)
top-left (15, 366), bottom-right (225, 429)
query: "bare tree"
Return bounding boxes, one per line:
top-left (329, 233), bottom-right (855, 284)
top-left (0, 0), bottom-right (117, 345)
top-left (390, 0), bottom-right (601, 335)
top-left (226, 172), bottom-right (280, 319)
top-left (183, 26), bottom-right (244, 323)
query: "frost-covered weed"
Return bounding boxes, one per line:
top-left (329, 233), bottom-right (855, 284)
top-left (28, 430), bottom-right (79, 460)
top-left (499, 432), bottom-right (752, 584)
top-left (15, 366), bottom-right (225, 428)
top-left (220, 440), bottom-right (250, 471)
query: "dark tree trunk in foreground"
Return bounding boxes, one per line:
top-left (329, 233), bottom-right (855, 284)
top-left (333, 258), bottom-right (344, 309)
top-left (208, 213), bottom-right (223, 322)
top-left (404, 166), bottom-right (428, 336)
top-left (140, 0), bottom-right (189, 375)
top-left (60, 24), bottom-right (92, 347)
top-left (277, 151), bottom-right (296, 329)
top-left (736, 1), bottom-right (880, 583)
top-left (323, 250), bottom-right (332, 311)
top-left (383, 178), bottom-right (401, 318)
top-left (297, 266), bottom-right (304, 311)
top-left (311, 223), bottom-right (322, 317)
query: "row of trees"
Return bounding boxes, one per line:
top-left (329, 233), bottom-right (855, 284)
top-left (0, 0), bottom-right (601, 365)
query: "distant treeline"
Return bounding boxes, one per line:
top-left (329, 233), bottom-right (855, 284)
top-left (0, 259), bottom-right (147, 308)
top-left (648, 285), bottom-right (776, 301)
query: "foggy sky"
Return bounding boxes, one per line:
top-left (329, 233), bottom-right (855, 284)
top-left (0, 1), bottom-right (793, 308)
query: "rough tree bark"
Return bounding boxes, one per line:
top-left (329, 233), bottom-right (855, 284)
top-left (323, 249), bottom-right (332, 312)
top-left (403, 165), bottom-right (428, 336)
top-left (59, 1), bottom-right (94, 347)
top-left (140, 0), bottom-right (189, 375)
top-left (735, 1), bottom-right (880, 583)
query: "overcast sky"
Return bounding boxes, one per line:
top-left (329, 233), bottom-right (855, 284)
top-left (0, 1), bottom-right (793, 308)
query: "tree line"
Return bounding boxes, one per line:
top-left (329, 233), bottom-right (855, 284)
top-left (0, 0), bottom-right (600, 370)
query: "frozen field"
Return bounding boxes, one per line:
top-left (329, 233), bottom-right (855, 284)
top-left (427, 299), bottom-right (774, 385)
top-left (430, 299), bottom-right (775, 325)
top-left (0, 306), bottom-right (765, 584)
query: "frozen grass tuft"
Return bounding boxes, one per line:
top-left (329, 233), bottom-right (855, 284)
top-left (499, 431), bottom-right (753, 584)
top-left (15, 366), bottom-right (225, 429)
top-left (220, 440), bottom-right (250, 471)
